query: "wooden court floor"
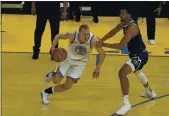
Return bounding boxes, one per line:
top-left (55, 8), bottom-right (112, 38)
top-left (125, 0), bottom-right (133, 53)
top-left (1, 14), bottom-right (169, 56)
top-left (2, 53), bottom-right (169, 116)
top-left (1, 14), bottom-right (169, 116)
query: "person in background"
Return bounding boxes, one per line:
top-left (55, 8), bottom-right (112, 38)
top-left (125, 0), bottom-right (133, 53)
top-left (69, 2), bottom-right (99, 23)
top-left (131, 2), bottom-right (158, 45)
top-left (60, 2), bottom-right (70, 21)
top-left (31, 1), bottom-right (68, 60)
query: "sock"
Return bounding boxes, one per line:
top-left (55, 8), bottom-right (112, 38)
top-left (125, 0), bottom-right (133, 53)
top-left (146, 86), bottom-right (152, 93)
top-left (134, 70), bottom-right (148, 84)
top-left (123, 95), bottom-right (129, 104)
top-left (52, 87), bottom-right (55, 93)
top-left (44, 87), bottom-right (55, 94)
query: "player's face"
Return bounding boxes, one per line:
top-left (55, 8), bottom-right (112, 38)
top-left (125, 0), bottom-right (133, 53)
top-left (119, 9), bottom-right (129, 22)
top-left (79, 28), bottom-right (90, 41)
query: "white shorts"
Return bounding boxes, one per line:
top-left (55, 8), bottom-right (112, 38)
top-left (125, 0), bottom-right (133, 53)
top-left (55, 58), bottom-right (86, 83)
top-left (126, 59), bottom-right (136, 72)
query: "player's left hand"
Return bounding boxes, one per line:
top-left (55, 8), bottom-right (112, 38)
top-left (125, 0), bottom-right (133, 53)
top-left (93, 67), bottom-right (100, 78)
top-left (96, 40), bottom-right (103, 48)
top-left (49, 46), bottom-right (56, 54)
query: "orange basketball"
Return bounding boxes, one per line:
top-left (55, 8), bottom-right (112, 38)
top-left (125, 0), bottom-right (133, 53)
top-left (51, 48), bottom-right (67, 62)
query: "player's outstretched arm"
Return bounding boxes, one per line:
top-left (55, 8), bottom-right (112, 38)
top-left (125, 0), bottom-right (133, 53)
top-left (51, 32), bottom-right (74, 49)
top-left (101, 25), bottom-right (138, 50)
top-left (101, 23), bottom-right (123, 42)
top-left (92, 37), bottom-right (106, 78)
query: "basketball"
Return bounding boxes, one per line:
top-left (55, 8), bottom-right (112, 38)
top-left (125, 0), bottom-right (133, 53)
top-left (51, 48), bottom-right (67, 62)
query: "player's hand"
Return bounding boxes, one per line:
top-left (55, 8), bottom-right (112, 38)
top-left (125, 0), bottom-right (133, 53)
top-left (61, 11), bottom-right (67, 20)
top-left (93, 67), bottom-right (100, 78)
top-left (50, 47), bottom-right (56, 54)
top-left (96, 40), bottom-right (103, 48)
top-left (31, 7), bottom-right (36, 15)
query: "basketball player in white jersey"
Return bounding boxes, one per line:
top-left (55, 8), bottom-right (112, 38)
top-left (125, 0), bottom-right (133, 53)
top-left (41, 24), bottom-right (106, 104)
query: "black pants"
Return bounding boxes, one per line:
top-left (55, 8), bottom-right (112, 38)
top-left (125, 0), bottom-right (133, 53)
top-left (146, 10), bottom-right (156, 40)
top-left (69, 2), bottom-right (98, 22)
top-left (134, 17), bottom-right (155, 40)
top-left (132, 2), bottom-right (156, 41)
top-left (33, 12), bottom-right (60, 51)
top-left (133, 16), bottom-right (155, 41)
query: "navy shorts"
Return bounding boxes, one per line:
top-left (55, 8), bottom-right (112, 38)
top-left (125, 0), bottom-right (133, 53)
top-left (126, 51), bottom-right (148, 72)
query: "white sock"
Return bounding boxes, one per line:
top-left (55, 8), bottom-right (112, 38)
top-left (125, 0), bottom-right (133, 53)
top-left (134, 70), bottom-right (148, 84)
top-left (146, 86), bottom-right (152, 93)
top-left (52, 87), bottom-right (55, 93)
top-left (123, 95), bottom-right (129, 104)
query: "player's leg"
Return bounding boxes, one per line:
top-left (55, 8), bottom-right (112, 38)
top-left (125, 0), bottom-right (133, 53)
top-left (41, 63), bottom-right (85, 105)
top-left (44, 59), bottom-right (70, 84)
top-left (134, 70), bottom-right (156, 98)
top-left (41, 61), bottom-right (85, 105)
top-left (134, 58), bottom-right (156, 99)
top-left (115, 63), bottom-right (132, 115)
top-left (41, 59), bottom-right (71, 104)
top-left (45, 64), bottom-right (85, 94)
top-left (44, 67), bottom-right (63, 84)
top-left (41, 77), bottom-right (75, 104)
top-left (44, 64), bottom-right (84, 95)
top-left (50, 64), bottom-right (86, 93)
top-left (131, 52), bottom-right (156, 98)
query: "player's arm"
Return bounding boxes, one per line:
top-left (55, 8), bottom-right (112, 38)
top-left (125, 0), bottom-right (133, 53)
top-left (101, 25), bottom-right (138, 50)
top-left (101, 23), bottom-right (123, 42)
top-left (51, 32), bottom-right (74, 49)
top-left (92, 37), bottom-right (106, 78)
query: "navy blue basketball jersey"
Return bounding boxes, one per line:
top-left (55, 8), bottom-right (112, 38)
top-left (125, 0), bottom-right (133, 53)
top-left (123, 20), bottom-right (146, 55)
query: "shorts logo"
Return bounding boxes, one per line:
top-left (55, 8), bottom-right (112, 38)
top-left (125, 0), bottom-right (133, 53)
top-left (132, 59), bottom-right (139, 66)
top-left (75, 46), bottom-right (87, 56)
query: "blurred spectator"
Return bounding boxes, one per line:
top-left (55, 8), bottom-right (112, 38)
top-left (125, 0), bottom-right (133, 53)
top-left (31, 1), bottom-right (68, 60)
top-left (60, 2), bottom-right (70, 21)
top-left (131, 2), bottom-right (158, 45)
top-left (69, 2), bottom-right (99, 23)
top-left (145, 2), bottom-right (158, 45)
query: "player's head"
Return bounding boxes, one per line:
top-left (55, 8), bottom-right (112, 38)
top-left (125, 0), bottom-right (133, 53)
top-left (119, 8), bottom-right (133, 22)
top-left (79, 24), bottom-right (90, 41)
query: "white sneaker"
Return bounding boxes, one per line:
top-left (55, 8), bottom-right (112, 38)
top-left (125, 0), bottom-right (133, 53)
top-left (116, 103), bottom-right (132, 115)
top-left (149, 40), bottom-right (155, 45)
top-left (44, 72), bottom-right (54, 83)
top-left (41, 90), bottom-right (49, 104)
top-left (140, 90), bottom-right (156, 99)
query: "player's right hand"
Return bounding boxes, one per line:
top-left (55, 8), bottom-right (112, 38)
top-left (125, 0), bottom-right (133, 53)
top-left (93, 67), bottom-right (100, 78)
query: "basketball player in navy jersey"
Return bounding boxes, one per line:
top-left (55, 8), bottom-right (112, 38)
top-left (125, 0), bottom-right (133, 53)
top-left (96, 9), bottom-right (157, 115)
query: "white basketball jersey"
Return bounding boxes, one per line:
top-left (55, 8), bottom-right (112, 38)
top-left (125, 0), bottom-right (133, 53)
top-left (67, 31), bottom-right (94, 62)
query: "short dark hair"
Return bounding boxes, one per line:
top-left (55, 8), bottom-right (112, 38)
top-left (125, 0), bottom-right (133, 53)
top-left (120, 7), bottom-right (135, 18)
top-left (79, 24), bottom-right (89, 32)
